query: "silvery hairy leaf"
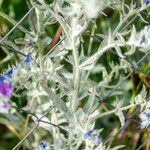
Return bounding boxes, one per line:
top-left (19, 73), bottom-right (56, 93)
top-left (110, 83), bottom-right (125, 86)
top-left (44, 87), bottom-right (71, 116)
top-left (109, 145), bottom-right (126, 150)
top-left (83, 88), bottom-right (96, 114)
top-left (115, 100), bottom-right (125, 127)
top-left (79, 44), bottom-right (114, 70)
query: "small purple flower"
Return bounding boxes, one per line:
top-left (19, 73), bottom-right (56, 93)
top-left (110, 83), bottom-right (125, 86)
top-left (140, 111), bottom-right (150, 128)
top-left (24, 52), bottom-right (32, 63)
top-left (84, 130), bottom-right (93, 137)
top-left (144, 0), bottom-right (150, 5)
top-left (39, 141), bottom-right (48, 150)
top-left (0, 101), bottom-right (9, 113)
top-left (0, 82), bottom-right (13, 97)
top-left (4, 69), bottom-right (13, 78)
top-left (146, 112), bottom-right (150, 120)
top-left (94, 134), bottom-right (100, 145)
top-left (84, 130), bottom-right (100, 145)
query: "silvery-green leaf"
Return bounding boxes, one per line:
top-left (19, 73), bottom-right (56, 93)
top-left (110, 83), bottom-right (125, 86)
top-left (138, 13), bottom-right (148, 24)
top-left (79, 55), bottom-right (97, 70)
top-left (44, 87), bottom-right (70, 115)
top-left (0, 54), bottom-right (14, 64)
top-left (116, 33), bottom-right (125, 43)
top-left (91, 64), bottom-right (104, 74)
top-left (80, 62), bottom-right (95, 70)
top-left (127, 25), bottom-right (136, 46)
top-left (4, 114), bottom-right (20, 124)
top-left (49, 49), bottom-right (68, 58)
top-left (78, 91), bottom-right (88, 100)
top-left (75, 108), bottom-right (85, 120)
top-left (4, 40), bottom-right (20, 52)
top-left (141, 85), bottom-right (147, 98)
top-left (15, 38), bottom-right (28, 45)
top-left (132, 85), bottom-right (147, 106)
top-left (52, 71), bottom-right (69, 88)
top-left (65, 55), bottom-right (73, 65)
top-left (62, 70), bottom-right (73, 79)
top-left (80, 44), bottom-right (114, 70)
top-left (115, 101), bottom-right (125, 127)
top-left (109, 145), bottom-right (125, 150)
top-left (115, 46), bottom-right (125, 59)
top-left (32, 115), bottom-right (52, 131)
top-left (83, 88), bottom-right (95, 114)
top-left (115, 109), bottom-right (125, 127)
top-left (55, 0), bottom-right (64, 7)
top-left (31, 0), bottom-right (45, 10)
top-left (125, 46), bottom-right (136, 56)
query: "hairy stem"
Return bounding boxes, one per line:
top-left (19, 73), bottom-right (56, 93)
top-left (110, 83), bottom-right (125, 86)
top-left (71, 38), bottom-right (80, 112)
top-left (88, 20), bottom-right (97, 55)
top-left (35, 8), bottom-right (45, 55)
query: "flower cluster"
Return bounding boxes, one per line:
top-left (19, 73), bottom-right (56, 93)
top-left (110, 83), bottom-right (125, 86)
top-left (0, 52), bottom-right (32, 113)
top-left (140, 111), bottom-right (150, 129)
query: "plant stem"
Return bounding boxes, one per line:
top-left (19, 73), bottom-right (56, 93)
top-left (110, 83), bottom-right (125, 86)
top-left (71, 38), bottom-right (80, 112)
top-left (35, 8), bottom-right (45, 55)
top-left (88, 20), bottom-right (97, 55)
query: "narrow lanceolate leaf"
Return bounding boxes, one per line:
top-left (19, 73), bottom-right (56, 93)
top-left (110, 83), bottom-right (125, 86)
top-left (79, 61), bottom-right (95, 70)
top-left (110, 145), bottom-right (126, 150)
top-left (44, 87), bottom-right (70, 114)
top-left (83, 88), bottom-right (96, 114)
top-left (115, 46), bottom-right (125, 59)
top-left (79, 44), bottom-right (114, 70)
top-left (115, 108), bottom-right (125, 127)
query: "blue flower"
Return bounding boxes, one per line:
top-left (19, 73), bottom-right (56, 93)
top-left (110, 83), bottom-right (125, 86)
top-left (39, 141), bottom-right (48, 150)
top-left (146, 112), bottom-right (150, 121)
top-left (0, 76), bottom-right (5, 83)
top-left (140, 111), bottom-right (150, 128)
top-left (84, 130), bottom-right (93, 137)
top-left (144, 0), bottom-right (150, 5)
top-left (4, 69), bottom-right (13, 78)
top-left (94, 134), bottom-right (100, 145)
top-left (24, 52), bottom-right (32, 63)
top-left (84, 130), bottom-right (100, 145)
